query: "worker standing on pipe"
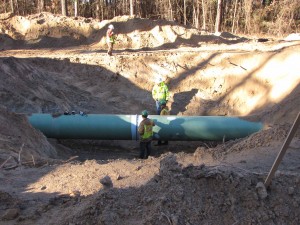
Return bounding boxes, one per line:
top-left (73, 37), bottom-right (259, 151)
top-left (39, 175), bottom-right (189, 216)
top-left (152, 76), bottom-right (170, 115)
top-left (156, 100), bottom-right (170, 146)
top-left (138, 110), bottom-right (155, 159)
top-left (106, 24), bottom-right (116, 56)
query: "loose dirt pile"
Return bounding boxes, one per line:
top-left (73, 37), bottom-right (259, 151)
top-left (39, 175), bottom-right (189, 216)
top-left (0, 13), bottom-right (300, 225)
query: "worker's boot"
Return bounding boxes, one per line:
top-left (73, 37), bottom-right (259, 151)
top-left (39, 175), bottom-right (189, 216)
top-left (155, 140), bottom-right (162, 146)
top-left (162, 141), bottom-right (169, 145)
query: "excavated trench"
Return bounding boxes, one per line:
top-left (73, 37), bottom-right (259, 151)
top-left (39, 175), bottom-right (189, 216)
top-left (0, 55), bottom-right (221, 161)
top-left (1, 42), bottom-right (300, 161)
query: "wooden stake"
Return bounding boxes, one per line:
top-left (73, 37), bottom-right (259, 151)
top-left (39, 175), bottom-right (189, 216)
top-left (264, 112), bottom-right (300, 187)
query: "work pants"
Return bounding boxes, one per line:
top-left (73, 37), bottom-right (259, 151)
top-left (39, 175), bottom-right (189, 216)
top-left (140, 141), bottom-right (152, 159)
top-left (107, 42), bottom-right (114, 55)
top-left (155, 100), bottom-right (161, 115)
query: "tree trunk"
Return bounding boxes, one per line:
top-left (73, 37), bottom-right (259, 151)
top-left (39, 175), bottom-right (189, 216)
top-left (231, 0), bottom-right (238, 33)
top-left (244, 0), bottom-right (252, 34)
top-left (61, 0), bottom-right (68, 16)
top-left (184, 0), bottom-right (187, 25)
top-left (215, 0), bottom-right (222, 33)
top-left (202, 0), bottom-right (206, 30)
top-left (125, 0), bottom-right (128, 14)
top-left (3, 0), bottom-right (6, 13)
top-left (10, 0), bottom-right (14, 13)
top-left (96, 0), bottom-right (101, 19)
top-left (134, 0), bottom-right (138, 17)
top-left (101, 1), bottom-right (104, 20)
top-left (169, 0), bottom-right (173, 21)
top-left (74, 0), bottom-right (78, 17)
top-left (14, 0), bottom-right (19, 15)
top-left (22, 0), bottom-right (26, 15)
top-left (130, 0), bottom-right (134, 16)
top-left (38, 0), bottom-right (45, 13)
top-left (193, 0), bottom-right (200, 29)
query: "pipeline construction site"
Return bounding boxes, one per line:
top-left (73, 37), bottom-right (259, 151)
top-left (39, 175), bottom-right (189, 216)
top-left (0, 12), bottom-right (300, 225)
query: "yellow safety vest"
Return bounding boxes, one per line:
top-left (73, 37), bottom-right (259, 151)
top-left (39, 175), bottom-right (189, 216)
top-left (160, 108), bottom-right (169, 115)
top-left (152, 82), bottom-right (170, 101)
top-left (142, 124), bottom-right (153, 139)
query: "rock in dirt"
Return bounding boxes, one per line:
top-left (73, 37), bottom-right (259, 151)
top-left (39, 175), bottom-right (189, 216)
top-left (159, 154), bottom-right (182, 175)
top-left (256, 182), bottom-right (268, 199)
top-left (1, 208), bottom-right (20, 220)
top-left (100, 175), bottom-right (113, 188)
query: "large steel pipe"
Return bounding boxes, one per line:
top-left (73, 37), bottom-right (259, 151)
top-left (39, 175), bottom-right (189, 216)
top-left (28, 114), bottom-right (263, 141)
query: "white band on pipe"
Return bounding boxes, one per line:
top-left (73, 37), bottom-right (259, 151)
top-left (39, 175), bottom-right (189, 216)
top-left (130, 114), bottom-right (139, 141)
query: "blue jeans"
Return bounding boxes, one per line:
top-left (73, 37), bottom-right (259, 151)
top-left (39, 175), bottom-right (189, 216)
top-left (155, 100), bottom-right (161, 115)
top-left (140, 141), bottom-right (152, 159)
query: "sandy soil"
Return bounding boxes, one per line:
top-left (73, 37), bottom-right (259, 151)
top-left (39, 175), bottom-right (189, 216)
top-left (0, 12), bottom-right (300, 225)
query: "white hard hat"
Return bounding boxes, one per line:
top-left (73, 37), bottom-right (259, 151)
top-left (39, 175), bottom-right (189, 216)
top-left (155, 77), bottom-right (163, 83)
top-left (108, 24), bottom-right (114, 29)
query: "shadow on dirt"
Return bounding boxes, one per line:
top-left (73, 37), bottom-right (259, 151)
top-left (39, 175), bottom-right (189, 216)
top-left (171, 89), bottom-right (198, 115)
top-left (1, 153), bottom-right (299, 224)
top-left (0, 56), bottom-right (151, 114)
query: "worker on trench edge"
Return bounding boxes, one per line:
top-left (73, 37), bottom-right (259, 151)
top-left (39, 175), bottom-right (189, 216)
top-left (106, 24), bottom-right (116, 56)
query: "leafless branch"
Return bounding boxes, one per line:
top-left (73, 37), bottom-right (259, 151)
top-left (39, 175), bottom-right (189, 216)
top-left (0, 156), bottom-right (12, 169)
top-left (18, 143), bottom-right (24, 165)
top-left (63, 156), bottom-right (79, 163)
top-left (31, 154), bottom-right (36, 166)
top-left (161, 212), bottom-right (172, 225)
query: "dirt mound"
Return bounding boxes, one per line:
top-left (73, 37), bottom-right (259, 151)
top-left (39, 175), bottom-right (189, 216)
top-left (0, 12), bottom-right (98, 49)
top-left (0, 13), bottom-right (250, 50)
top-left (0, 107), bottom-right (56, 168)
top-left (19, 155), bottom-right (300, 225)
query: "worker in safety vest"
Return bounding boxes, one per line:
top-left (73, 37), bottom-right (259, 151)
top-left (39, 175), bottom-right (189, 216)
top-left (106, 24), bottom-right (116, 56)
top-left (138, 110), bottom-right (155, 159)
top-left (156, 100), bottom-right (169, 146)
top-left (160, 100), bottom-right (170, 116)
top-left (152, 77), bottom-right (170, 115)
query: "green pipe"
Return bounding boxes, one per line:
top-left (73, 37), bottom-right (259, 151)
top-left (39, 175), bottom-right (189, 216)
top-left (28, 114), bottom-right (263, 141)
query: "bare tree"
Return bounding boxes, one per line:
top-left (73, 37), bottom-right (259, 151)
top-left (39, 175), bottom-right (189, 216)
top-left (130, 0), bottom-right (134, 16)
top-left (10, 0), bottom-right (14, 13)
top-left (201, 0), bottom-right (207, 30)
top-left (244, 0), bottom-right (252, 34)
top-left (169, 0), bottom-right (173, 21)
top-left (38, 0), bottom-right (44, 13)
top-left (215, 0), bottom-right (222, 33)
top-left (2, 0), bottom-right (6, 13)
top-left (193, 0), bottom-right (200, 29)
top-left (15, 0), bottom-right (19, 14)
top-left (74, 0), bottom-right (79, 17)
top-left (231, 0), bottom-right (238, 33)
top-left (61, 0), bottom-right (68, 16)
top-left (183, 0), bottom-right (187, 25)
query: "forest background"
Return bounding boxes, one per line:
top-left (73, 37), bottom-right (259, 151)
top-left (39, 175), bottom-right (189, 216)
top-left (1, 0), bottom-right (299, 37)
